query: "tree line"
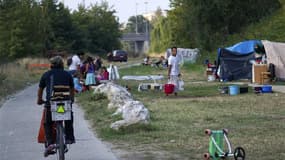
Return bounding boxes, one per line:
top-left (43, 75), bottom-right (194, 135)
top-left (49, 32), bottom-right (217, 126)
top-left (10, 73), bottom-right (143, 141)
top-left (1, 0), bottom-right (282, 58)
top-left (0, 0), bottom-right (121, 59)
top-left (150, 0), bottom-right (281, 53)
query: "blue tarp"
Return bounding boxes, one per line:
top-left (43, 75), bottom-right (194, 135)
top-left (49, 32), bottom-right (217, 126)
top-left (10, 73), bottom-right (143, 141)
top-left (216, 40), bottom-right (261, 81)
top-left (225, 40), bottom-right (261, 55)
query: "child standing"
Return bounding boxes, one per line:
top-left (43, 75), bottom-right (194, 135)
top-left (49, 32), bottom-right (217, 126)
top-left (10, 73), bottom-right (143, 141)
top-left (84, 56), bottom-right (96, 89)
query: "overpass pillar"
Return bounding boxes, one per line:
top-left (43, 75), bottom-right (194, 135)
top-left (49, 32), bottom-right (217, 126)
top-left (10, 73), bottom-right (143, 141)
top-left (135, 41), bottom-right (138, 55)
top-left (144, 40), bottom-right (149, 53)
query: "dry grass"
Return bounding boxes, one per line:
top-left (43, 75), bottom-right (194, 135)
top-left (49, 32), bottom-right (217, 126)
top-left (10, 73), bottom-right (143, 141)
top-left (0, 58), bottom-right (49, 103)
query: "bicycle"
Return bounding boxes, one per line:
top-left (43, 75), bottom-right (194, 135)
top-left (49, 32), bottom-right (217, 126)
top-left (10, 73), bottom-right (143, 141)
top-left (43, 99), bottom-right (72, 160)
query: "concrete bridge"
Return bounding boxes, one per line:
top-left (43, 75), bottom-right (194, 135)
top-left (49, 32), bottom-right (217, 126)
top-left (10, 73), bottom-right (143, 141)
top-left (120, 33), bottom-right (149, 55)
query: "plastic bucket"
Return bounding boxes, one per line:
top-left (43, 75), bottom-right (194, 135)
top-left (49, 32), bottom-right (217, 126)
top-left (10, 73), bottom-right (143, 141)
top-left (229, 85), bottom-right (240, 95)
top-left (164, 84), bottom-right (175, 95)
top-left (262, 85), bottom-right (272, 93)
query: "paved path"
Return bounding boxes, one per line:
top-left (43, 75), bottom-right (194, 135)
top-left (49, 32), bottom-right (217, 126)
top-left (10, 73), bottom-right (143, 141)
top-left (0, 85), bottom-right (118, 160)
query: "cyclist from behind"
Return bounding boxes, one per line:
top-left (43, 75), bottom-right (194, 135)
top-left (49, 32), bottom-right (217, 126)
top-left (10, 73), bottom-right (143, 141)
top-left (37, 56), bottom-right (75, 157)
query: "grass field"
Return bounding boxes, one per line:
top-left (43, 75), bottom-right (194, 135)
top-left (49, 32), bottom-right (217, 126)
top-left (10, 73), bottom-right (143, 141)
top-left (77, 64), bottom-right (285, 160)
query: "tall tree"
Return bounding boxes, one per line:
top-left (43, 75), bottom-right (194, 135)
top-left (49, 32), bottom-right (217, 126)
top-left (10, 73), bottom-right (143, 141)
top-left (150, 10), bottom-right (172, 53)
top-left (0, 0), bottom-right (43, 58)
top-left (166, 0), bottom-right (281, 51)
top-left (0, 0), bottom-right (123, 58)
top-left (40, 0), bottom-right (75, 52)
top-left (125, 15), bottom-right (149, 33)
top-left (71, 1), bottom-right (121, 54)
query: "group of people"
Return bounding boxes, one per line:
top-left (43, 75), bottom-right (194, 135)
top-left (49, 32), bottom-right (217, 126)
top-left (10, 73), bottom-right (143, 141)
top-left (143, 56), bottom-right (168, 68)
top-left (36, 52), bottom-right (110, 157)
top-left (36, 47), bottom-right (181, 157)
top-left (143, 47), bottom-right (182, 96)
top-left (68, 52), bottom-right (109, 92)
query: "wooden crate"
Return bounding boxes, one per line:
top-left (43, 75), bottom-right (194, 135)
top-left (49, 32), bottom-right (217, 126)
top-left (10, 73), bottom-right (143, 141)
top-left (252, 64), bottom-right (267, 84)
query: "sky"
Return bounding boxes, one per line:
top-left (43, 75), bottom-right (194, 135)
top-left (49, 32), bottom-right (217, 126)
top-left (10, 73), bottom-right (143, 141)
top-left (63, 0), bottom-right (170, 23)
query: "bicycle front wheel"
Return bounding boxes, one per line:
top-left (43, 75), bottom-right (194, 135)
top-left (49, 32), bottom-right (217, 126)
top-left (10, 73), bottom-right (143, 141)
top-left (57, 123), bottom-right (65, 160)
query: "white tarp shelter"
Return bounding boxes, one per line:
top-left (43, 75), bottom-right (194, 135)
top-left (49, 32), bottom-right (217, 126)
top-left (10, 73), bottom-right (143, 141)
top-left (262, 40), bottom-right (285, 80)
top-left (165, 48), bottom-right (200, 64)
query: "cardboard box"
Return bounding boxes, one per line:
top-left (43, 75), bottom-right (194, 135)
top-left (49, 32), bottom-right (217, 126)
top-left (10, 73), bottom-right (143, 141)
top-left (252, 64), bottom-right (267, 84)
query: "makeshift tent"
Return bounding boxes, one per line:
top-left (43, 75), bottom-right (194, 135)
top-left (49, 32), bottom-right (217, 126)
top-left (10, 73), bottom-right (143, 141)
top-left (217, 40), bottom-right (260, 81)
top-left (166, 48), bottom-right (200, 64)
top-left (262, 40), bottom-right (285, 80)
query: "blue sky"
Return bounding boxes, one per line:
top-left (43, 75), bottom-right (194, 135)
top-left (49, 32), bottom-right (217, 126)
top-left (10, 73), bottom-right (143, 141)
top-left (63, 0), bottom-right (170, 23)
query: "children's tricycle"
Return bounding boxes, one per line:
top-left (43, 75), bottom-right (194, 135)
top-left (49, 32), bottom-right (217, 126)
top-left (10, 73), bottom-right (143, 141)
top-left (204, 129), bottom-right (245, 160)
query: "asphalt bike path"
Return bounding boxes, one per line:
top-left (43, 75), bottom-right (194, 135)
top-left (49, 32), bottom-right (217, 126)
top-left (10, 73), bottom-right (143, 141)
top-left (0, 84), bottom-right (118, 160)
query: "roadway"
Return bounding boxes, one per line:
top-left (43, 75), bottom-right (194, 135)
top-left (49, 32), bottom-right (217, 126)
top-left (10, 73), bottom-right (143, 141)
top-left (0, 84), bottom-right (118, 160)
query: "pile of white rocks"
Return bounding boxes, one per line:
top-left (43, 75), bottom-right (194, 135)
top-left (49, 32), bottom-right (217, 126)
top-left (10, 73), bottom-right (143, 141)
top-left (93, 82), bottom-right (150, 130)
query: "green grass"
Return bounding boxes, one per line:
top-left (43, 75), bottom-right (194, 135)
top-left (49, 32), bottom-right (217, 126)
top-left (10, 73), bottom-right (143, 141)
top-left (119, 62), bottom-right (206, 83)
top-left (78, 82), bottom-right (285, 159)
top-left (77, 65), bottom-right (285, 160)
top-left (119, 65), bottom-right (163, 77)
top-left (77, 3), bottom-right (285, 157)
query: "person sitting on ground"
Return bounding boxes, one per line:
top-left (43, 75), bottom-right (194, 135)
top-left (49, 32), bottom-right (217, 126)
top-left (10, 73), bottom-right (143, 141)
top-left (101, 66), bottom-right (109, 80)
top-left (143, 56), bottom-right (151, 65)
top-left (73, 72), bottom-right (83, 93)
top-left (96, 68), bottom-right (104, 81)
top-left (154, 56), bottom-right (168, 68)
top-left (96, 66), bottom-right (109, 81)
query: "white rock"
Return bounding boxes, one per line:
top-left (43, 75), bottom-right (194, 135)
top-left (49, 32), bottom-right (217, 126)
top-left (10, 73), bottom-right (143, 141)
top-left (121, 100), bottom-right (150, 123)
top-left (108, 92), bottom-right (133, 109)
top-left (93, 82), bottom-right (150, 130)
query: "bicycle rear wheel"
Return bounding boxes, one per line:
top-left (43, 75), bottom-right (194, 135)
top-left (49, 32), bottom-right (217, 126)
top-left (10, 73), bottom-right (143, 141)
top-left (57, 123), bottom-right (65, 160)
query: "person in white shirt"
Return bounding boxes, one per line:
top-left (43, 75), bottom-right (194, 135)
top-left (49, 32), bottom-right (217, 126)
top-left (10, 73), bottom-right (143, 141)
top-left (168, 46), bottom-right (180, 96)
top-left (143, 56), bottom-right (151, 65)
top-left (68, 52), bottom-right (85, 75)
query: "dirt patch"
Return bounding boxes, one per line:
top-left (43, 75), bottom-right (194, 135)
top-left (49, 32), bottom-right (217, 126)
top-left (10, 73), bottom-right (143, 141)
top-left (107, 143), bottom-right (185, 160)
